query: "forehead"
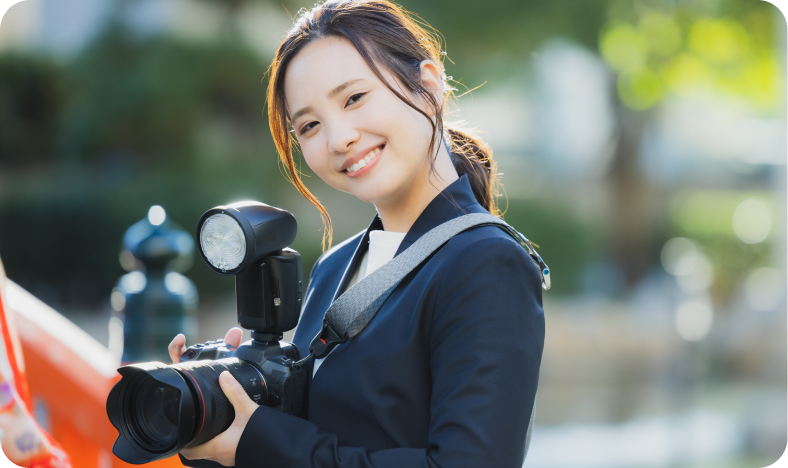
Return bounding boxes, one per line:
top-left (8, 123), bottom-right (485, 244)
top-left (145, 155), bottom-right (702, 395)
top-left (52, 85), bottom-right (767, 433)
top-left (284, 36), bottom-right (376, 112)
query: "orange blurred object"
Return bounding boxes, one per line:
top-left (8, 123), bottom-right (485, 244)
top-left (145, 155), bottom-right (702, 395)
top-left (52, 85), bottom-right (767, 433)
top-left (5, 279), bottom-right (184, 468)
top-left (0, 274), bottom-right (70, 468)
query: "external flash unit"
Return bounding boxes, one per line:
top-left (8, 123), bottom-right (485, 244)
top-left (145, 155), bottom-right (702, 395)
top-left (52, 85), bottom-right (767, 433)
top-left (195, 201), bottom-right (302, 336)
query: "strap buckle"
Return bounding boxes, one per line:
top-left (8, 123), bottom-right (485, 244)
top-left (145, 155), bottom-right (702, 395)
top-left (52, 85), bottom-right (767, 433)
top-left (514, 231), bottom-right (551, 291)
top-left (310, 320), bottom-right (348, 359)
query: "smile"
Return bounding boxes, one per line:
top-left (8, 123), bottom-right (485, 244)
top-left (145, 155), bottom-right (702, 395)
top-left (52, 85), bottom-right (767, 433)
top-left (343, 144), bottom-right (384, 178)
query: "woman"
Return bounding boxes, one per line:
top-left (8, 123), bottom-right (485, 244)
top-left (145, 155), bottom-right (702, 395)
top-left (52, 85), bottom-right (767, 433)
top-left (169, 1), bottom-right (545, 466)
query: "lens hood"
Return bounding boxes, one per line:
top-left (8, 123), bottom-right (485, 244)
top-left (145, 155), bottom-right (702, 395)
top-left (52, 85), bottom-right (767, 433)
top-left (107, 362), bottom-right (197, 464)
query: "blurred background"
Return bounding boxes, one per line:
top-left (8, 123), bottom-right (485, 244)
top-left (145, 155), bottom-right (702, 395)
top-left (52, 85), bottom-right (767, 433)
top-left (0, 0), bottom-right (785, 466)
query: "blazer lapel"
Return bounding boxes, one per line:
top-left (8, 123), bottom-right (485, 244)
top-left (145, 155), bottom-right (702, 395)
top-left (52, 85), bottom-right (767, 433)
top-left (330, 216), bottom-right (384, 303)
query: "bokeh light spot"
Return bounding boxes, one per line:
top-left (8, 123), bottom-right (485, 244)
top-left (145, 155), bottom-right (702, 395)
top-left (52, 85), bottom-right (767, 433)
top-left (732, 198), bottom-right (771, 244)
top-left (676, 252), bottom-right (714, 294)
top-left (165, 272), bottom-right (191, 295)
top-left (675, 297), bottom-right (714, 341)
top-left (661, 237), bottom-right (697, 276)
top-left (689, 18), bottom-right (750, 64)
top-left (618, 68), bottom-right (662, 110)
top-left (148, 205), bottom-right (166, 226)
top-left (600, 23), bottom-right (648, 73)
top-left (745, 267), bottom-right (784, 311)
top-left (665, 54), bottom-right (713, 93)
top-left (118, 250), bottom-right (136, 271)
top-left (639, 11), bottom-right (681, 56)
top-left (741, 54), bottom-right (780, 110)
top-left (110, 287), bottom-right (126, 311)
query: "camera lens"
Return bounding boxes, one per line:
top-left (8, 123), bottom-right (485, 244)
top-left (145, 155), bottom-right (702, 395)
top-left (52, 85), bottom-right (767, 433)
top-left (107, 364), bottom-right (198, 463)
top-left (107, 359), bottom-right (268, 464)
top-left (145, 385), bottom-right (180, 438)
top-left (175, 359), bottom-right (268, 447)
top-left (135, 382), bottom-right (180, 445)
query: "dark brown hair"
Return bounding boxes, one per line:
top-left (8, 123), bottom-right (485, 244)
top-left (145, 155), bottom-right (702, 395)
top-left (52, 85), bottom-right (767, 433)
top-left (267, 0), bottom-right (501, 250)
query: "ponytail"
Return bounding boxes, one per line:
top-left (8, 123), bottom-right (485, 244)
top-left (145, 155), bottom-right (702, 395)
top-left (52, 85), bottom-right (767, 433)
top-left (446, 127), bottom-right (503, 218)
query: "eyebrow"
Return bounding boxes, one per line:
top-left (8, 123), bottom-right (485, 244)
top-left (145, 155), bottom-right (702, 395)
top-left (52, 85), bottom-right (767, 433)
top-left (290, 79), bottom-right (365, 123)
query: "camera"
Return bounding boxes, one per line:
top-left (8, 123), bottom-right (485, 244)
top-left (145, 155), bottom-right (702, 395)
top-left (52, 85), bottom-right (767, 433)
top-left (106, 202), bottom-right (309, 464)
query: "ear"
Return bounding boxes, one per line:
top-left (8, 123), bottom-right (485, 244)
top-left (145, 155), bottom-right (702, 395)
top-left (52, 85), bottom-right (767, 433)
top-left (418, 60), bottom-right (444, 116)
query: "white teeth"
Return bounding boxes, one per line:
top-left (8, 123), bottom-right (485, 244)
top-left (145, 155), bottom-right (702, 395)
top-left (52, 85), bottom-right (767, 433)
top-left (346, 147), bottom-right (382, 174)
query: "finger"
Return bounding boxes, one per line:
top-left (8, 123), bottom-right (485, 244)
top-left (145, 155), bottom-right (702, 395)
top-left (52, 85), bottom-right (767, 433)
top-left (223, 327), bottom-right (244, 348)
top-left (180, 438), bottom-right (218, 462)
top-left (168, 334), bottom-right (186, 363)
top-left (219, 371), bottom-right (257, 413)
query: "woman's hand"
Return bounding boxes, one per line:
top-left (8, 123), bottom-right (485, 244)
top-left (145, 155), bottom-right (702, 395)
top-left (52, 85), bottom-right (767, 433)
top-left (179, 370), bottom-right (260, 466)
top-left (168, 327), bottom-right (245, 363)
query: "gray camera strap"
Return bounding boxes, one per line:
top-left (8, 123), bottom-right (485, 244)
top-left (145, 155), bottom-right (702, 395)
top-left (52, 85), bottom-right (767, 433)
top-left (309, 212), bottom-right (549, 358)
top-left (305, 212), bottom-right (547, 457)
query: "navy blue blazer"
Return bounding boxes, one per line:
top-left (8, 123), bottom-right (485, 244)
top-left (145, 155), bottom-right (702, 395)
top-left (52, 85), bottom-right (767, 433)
top-left (233, 174), bottom-right (545, 467)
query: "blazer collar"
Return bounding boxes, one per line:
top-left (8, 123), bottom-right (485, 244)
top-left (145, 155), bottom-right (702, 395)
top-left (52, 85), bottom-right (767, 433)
top-left (331, 174), bottom-right (485, 302)
top-left (395, 173), bottom-right (485, 255)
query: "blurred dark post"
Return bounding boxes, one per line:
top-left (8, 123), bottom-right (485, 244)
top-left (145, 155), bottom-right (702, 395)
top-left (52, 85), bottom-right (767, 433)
top-left (109, 206), bottom-right (198, 364)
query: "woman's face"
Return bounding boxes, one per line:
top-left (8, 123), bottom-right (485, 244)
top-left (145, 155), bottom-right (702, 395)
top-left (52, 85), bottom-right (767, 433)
top-left (284, 36), bottom-right (438, 206)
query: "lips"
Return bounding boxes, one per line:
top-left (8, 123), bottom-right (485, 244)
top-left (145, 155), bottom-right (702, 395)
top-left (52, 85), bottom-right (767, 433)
top-left (342, 145), bottom-right (385, 179)
top-left (341, 143), bottom-right (385, 174)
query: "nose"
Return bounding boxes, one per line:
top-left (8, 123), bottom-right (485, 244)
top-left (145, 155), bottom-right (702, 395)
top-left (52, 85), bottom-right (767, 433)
top-left (326, 120), bottom-right (361, 155)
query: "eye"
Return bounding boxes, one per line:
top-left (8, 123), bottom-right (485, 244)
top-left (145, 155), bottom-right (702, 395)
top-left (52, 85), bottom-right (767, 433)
top-left (299, 121), bottom-right (318, 135)
top-left (345, 92), bottom-right (366, 107)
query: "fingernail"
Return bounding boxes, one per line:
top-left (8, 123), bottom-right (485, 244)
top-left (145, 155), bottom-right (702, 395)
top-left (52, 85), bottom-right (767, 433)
top-left (221, 371), bottom-right (232, 383)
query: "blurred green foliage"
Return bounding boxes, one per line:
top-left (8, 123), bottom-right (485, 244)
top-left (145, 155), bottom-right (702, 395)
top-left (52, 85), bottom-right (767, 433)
top-left (599, 2), bottom-right (781, 111)
top-left (669, 190), bottom-right (778, 305)
top-left (0, 25), bottom-right (293, 307)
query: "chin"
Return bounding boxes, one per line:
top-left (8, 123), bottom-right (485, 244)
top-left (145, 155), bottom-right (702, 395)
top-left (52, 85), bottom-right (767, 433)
top-left (347, 175), bottom-right (400, 205)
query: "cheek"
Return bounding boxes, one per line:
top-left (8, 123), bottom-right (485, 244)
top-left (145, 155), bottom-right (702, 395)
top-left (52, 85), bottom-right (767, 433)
top-left (299, 139), bottom-right (348, 189)
top-left (298, 138), bottom-right (327, 173)
top-left (361, 94), bottom-right (425, 151)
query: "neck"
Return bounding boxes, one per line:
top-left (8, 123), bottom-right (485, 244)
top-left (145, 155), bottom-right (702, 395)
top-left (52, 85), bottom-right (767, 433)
top-left (374, 142), bottom-right (459, 233)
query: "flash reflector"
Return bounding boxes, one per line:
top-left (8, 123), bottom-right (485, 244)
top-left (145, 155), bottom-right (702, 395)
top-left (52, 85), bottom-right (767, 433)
top-left (200, 214), bottom-right (246, 271)
top-left (195, 201), bottom-right (297, 276)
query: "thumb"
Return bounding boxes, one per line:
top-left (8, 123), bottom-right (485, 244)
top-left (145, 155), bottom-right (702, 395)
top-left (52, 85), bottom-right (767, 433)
top-left (219, 371), bottom-right (257, 413)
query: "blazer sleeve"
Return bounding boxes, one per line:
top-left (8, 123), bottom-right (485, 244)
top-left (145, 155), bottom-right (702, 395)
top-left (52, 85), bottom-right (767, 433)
top-left (229, 235), bottom-right (545, 468)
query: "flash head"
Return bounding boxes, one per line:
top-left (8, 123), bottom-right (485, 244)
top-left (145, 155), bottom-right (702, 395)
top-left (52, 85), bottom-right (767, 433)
top-left (196, 202), bottom-right (297, 275)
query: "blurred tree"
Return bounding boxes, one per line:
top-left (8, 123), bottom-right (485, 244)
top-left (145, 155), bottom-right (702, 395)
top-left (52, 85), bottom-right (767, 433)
top-left (60, 25), bottom-right (269, 168)
top-left (0, 22), bottom-right (290, 308)
top-left (0, 55), bottom-right (65, 168)
top-left (397, 0), bottom-right (608, 83)
top-left (600, 3), bottom-right (781, 113)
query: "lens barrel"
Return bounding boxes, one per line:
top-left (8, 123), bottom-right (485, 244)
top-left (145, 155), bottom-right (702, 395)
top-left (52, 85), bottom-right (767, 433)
top-left (107, 358), bottom-right (267, 464)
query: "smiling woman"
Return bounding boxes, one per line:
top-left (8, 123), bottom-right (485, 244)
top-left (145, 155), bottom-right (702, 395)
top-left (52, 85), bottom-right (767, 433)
top-left (170, 1), bottom-right (545, 467)
top-left (282, 35), bottom-right (461, 232)
top-left (268, 0), bottom-right (502, 249)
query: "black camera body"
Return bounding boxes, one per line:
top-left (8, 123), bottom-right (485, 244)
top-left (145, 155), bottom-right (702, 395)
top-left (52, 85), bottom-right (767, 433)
top-left (178, 338), bottom-right (307, 416)
top-left (107, 203), bottom-right (311, 465)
